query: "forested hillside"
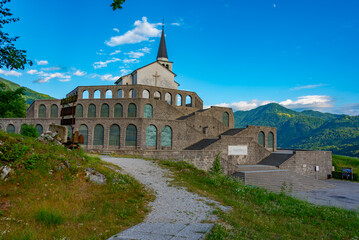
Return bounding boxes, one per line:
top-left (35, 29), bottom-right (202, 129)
top-left (234, 103), bottom-right (359, 157)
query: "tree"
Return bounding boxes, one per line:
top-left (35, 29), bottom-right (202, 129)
top-left (111, 0), bottom-right (126, 10)
top-left (0, 82), bottom-right (26, 118)
top-left (20, 124), bottom-right (39, 138)
top-left (0, 0), bottom-right (32, 70)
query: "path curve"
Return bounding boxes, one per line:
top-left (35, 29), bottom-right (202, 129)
top-left (101, 156), bottom-right (225, 224)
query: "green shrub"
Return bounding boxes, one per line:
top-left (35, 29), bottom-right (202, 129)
top-left (20, 124), bottom-right (39, 138)
top-left (22, 153), bottom-right (44, 170)
top-left (210, 152), bottom-right (222, 175)
top-left (34, 208), bottom-right (64, 226)
top-left (332, 171), bottom-right (358, 181)
top-left (0, 141), bottom-right (29, 163)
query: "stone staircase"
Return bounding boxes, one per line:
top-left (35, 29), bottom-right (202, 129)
top-left (232, 165), bottom-right (335, 193)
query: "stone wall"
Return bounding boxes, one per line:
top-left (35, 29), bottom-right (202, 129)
top-left (279, 151), bottom-right (332, 180)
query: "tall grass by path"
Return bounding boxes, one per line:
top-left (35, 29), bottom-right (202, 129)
top-left (157, 160), bottom-right (359, 239)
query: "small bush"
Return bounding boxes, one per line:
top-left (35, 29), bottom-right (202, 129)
top-left (34, 209), bottom-right (64, 226)
top-left (20, 124), bottom-right (39, 138)
top-left (210, 152), bottom-right (222, 175)
top-left (22, 153), bottom-right (44, 170)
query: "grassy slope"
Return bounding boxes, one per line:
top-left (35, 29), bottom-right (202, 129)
top-left (0, 131), bottom-right (153, 240)
top-left (157, 160), bottom-right (359, 240)
top-left (333, 155), bottom-right (359, 176)
top-left (0, 77), bottom-right (55, 106)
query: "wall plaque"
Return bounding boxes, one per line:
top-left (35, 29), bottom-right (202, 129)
top-left (228, 145), bottom-right (248, 156)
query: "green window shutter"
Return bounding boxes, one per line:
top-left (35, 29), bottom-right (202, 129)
top-left (93, 124), bottom-right (104, 145)
top-left (146, 125), bottom-right (157, 147)
top-left (258, 131), bottom-right (265, 147)
top-left (223, 112), bottom-right (229, 127)
top-left (109, 124), bottom-right (120, 146)
top-left (50, 105), bottom-right (58, 118)
top-left (6, 124), bottom-right (15, 133)
top-left (75, 105), bottom-right (83, 117)
top-left (114, 104), bottom-right (123, 117)
top-left (161, 126), bottom-right (172, 147)
top-left (144, 104), bottom-right (153, 118)
top-left (268, 132), bottom-right (274, 149)
top-left (88, 104), bottom-right (96, 118)
top-left (127, 103), bottom-right (137, 118)
top-left (126, 124), bottom-right (137, 146)
top-left (101, 104), bottom-right (109, 117)
top-left (79, 124), bottom-right (88, 145)
top-left (35, 124), bottom-right (43, 135)
top-left (38, 105), bottom-right (46, 118)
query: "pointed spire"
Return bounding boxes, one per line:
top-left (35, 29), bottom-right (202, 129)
top-left (157, 20), bottom-right (168, 61)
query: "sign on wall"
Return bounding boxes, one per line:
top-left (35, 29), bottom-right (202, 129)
top-left (228, 145), bottom-right (248, 156)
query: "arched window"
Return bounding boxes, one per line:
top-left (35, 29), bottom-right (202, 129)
top-left (82, 90), bottom-right (89, 99)
top-left (154, 91), bottom-right (161, 99)
top-left (144, 104), bottom-right (153, 118)
top-left (114, 103), bottom-right (123, 117)
top-left (35, 124), bottom-right (43, 136)
top-left (186, 96), bottom-right (192, 107)
top-left (142, 90), bottom-right (150, 99)
top-left (6, 124), bottom-right (15, 133)
top-left (161, 126), bottom-right (172, 147)
top-left (146, 125), bottom-right (157, 147)
top-left (75, 104), bottom-right (83, 117)
top-left (258, 131), bottom-right (265, 147)
top-left (223, 112), bottom-right (229, 127)
top-left (125, 124), bottom-right (137, 146)
top-left (117, 89), bottom-right (123, 98)
top-left (129, 89), bottom-right (136, 98)
top-left (268, 132), bottom-right (274, 149)
top-left (88, 104), bottom-right (96, 118)
top-left (127, 103), bottom-right (137, 118)
top-left (50, 104), bottom-right (58, 118)
top-left (94, 90), bottom-right (101, 99)
top-left (165, 93), bottom-right (172, 105)
top-left (38, 104), bottom-right (46, 118)
top-left (101, 104), bottom-right (109, 117)
top-left (79, 124), bottom-right (88, 145)
top-left (176, 94), bottom-right (182, 106)
top-left (105, 90), bottom-right (112, 98)
top-left (109, 124), bottom-right (120, 146)
top-left (93, 124), bottom-right (104, 146)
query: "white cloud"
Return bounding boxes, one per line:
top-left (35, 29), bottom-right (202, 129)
top-left (73, 70), bottom-right (86, 77)
top-left (139, 47), bottom-right (151, 53)
top-left (290, 84), bottom-right (327, 91)
top-left (0, 69), bottom-right (22, 77)
top-left (113, 28), bottom-right (119, 32)
top-left (93, 58), bottom-right (121, 69)
top-left (36, 60), bottom-right (49, 65)
top-left (105, 17), bottom-right (161, 46)
top-left (215, 100), bottom-right (275, 111)
top-left (30, 70), bottom-right (71, 83)
top-left (110, 50), bottom-right (121, 56)
top-left (279, 95), bottom-right (333, 109)
top-left (98, 74), bottom-right (120, 81)
top-left (120, 69), bottom-right (132, 76)
top-left (171, 22), bottom-right (181, 26)
top-left (214, 95), bottom-right (334, 112)
top-left (41, 66), bottom-right (62, 71)
top-left (96, 49), bottom-right (106, 55)
top-left (123, 58), bottom-right (139, 64)
top-left (125, 51), bottom-right (144, 59)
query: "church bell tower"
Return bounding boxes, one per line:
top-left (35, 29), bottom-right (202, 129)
top-left (157, 25), bottom-right (173, 71)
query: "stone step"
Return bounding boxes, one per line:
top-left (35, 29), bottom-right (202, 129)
top-left (235, 164), bottom-right (279, 172)
top-left (233, 169), bottom-right (336, 193)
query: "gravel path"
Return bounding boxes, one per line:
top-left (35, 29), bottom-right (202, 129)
top-left (101, 156), bottom-right (226, 224)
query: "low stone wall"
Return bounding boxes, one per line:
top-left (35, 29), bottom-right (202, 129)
top-left (279, 151), bottom-right (332, 180)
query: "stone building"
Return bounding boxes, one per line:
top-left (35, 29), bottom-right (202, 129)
top-left (0, 28), bottom-right (332, 182)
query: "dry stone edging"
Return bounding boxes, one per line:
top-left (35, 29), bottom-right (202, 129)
top-left (101, 156), bottom-right (228, 240)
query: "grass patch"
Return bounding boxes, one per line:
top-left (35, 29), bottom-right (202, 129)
top-left (0, 131), bottom-right (153, 239)
top-left (157, 160), bottom-right (359, 239)
top-left (34, 208), bottom-right (64, 226)
top-left (333, 154), bottom-right (359, 175)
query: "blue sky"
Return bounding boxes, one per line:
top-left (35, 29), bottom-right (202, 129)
top-left (1, 0), bottom-right (359, 115)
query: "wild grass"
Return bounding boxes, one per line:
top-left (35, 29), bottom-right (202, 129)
top-left (333, 154), bottom-right (359, 175)
top-left (0, 131), bottom-right (153, 240)
top-left (158, 160), bottom-right (359, 240)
